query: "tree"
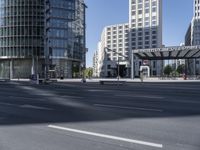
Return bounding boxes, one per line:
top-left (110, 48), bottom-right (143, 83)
top-left (84, 68), bottom-right (93, 78)
top-left (164, 65), bottom-right (173, 76)
top-left (176, 64), bottom-right (185, 75)
top-left (88, 68), bottom-right (93, 78)
top-left (72, 65), bottom-right (80, 78)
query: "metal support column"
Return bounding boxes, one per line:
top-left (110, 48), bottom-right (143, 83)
top-left (117, 54), bottom-right (119, 81)
top-left (194, 58), bottom-right (197, 76)
top-left (10, 59), bottom-right (13, 79)
top-left (187, 59), bottom-right (189, 76)
top-left (31, 57), bottom-right (35, 75)
top-left (131, 51), bottom-right (134, 79)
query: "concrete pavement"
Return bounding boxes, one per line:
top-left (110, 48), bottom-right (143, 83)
top-left (57, 78), bottom-right (200, 83)
top-left (9, 77), bottom-right (200, 83)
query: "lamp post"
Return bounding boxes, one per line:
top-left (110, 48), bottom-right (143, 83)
top-left (104, 47), bottom-right (128, 81)
top-left (117, 54), bottom-right (120, 81)
top-left (131, 51), bottom-right (134, 79)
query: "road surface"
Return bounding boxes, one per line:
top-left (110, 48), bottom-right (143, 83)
top-left (0, 81), bottom-right (200, 150)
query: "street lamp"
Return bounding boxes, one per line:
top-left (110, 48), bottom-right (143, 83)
top-left (104, 47), bottom-right (128, 81)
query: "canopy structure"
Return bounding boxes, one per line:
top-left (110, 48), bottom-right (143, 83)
top-left (133, 45), bottom-right (200, 60)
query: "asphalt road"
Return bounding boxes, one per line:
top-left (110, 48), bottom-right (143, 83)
top-left (0, 81), bottom-right (200, 150)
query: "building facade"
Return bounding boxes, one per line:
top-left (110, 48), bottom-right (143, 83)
top-left (94, 0), bottom-right (163, 78)
top-left (96, 23), bottom-right (130, 78)
top-left (171, 43), bottom-right (186, 71)
top-left (129, 0), bottom-right (163, 77)
top-left (0, 0), bottom-right (45, 79)
top-left (93, 50), bottom-right (98, 77)
top-left (0, 0), bottom-right (86, 79)
top-left (185, 0), bottom-right (200, 75)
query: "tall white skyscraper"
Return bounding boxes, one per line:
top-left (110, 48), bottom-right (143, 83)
top-left (194, 0), bottom-right (200, 19)
top-left (94, 0), bottom-right (163, 78)
top-left (93, 50), bottom-right (99, 77)
top-left (95, 23), bottom-right (130, 77)
top-left (129, 0), bottom-right (163, 77)
top-left (192, 0), bottom-right (200, 46)
top-left (185, 0), bottom-right (200, 75)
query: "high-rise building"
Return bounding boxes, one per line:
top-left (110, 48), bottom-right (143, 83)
top-left (96, 23), bottom-right (130, 77)
top-left (93, 50), bottom-right (99, 77)
top-left (185, 0), bottom-right (200, 75)
top-left (94, 0), bottom-right (163, 78)
top-left (129, 0), bottom-right (163, 77)
top-left (0, 0), bottom-right (86, 79)
top-left (0, 0), bottom-right (45, 79)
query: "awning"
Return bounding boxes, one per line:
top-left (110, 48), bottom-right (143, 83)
top-left (133, 45), bottom-right (200, 60)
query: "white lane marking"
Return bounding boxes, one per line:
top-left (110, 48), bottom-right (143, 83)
top-left (48, 125), bottom-right (163, 148)
top-left (0, 102), bottom-right (53, 111)
top-left (94, 104), bottom-right (163, 112)
top-left (60, 95), bottom-right (83, 99)
top-left (0, 102), bottom-right (52, 110)
top-left (87, 89), bottom-right (112, 92)
top-left (115, 94), bottom-right (164, 99)
top-left (20, 105), bottom-right (53, 110)
top-left (0, 102), bottom-right (17, 107)
top-left (117, 95), bottom-right (200, 104)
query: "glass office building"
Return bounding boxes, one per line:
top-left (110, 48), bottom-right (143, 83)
top-left (0, 0), bottom-right (86, 79)
top-left (0, 0), bottom-right (45, 78)
top-left (46, 0), bottom-right (86, 78)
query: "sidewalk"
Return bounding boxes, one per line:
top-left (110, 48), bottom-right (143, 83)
top-left (6, 78), bottom-right (200, 83)
top-left (57, 78), bottom-right (200, 83)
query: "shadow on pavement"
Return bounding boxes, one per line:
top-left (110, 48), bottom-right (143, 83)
top-left (0, 81), bottom-right (200, 126)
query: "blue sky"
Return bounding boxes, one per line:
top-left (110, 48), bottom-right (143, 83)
top-left (85, 0), bottom-right (193, 67)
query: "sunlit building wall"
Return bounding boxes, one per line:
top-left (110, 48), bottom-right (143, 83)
top-left (129, 0), bottom-right (163, 77)
top-left (97, 23), bottom-right (130, 77)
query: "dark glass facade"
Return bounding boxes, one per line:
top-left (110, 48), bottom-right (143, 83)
top-left (0, 0), bottom-right (86, 79)
top-left (0, 0), bottom-right (44, 78)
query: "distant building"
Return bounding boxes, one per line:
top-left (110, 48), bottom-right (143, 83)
top-left (171, 43), bottom-right (185, 70)
top-left (185, 0), bottom-right (200, 75)
top-left (94, 0), bottom-right (163, 78)
top-left (93, 50), bottom-right (99, 77)
top-left (96, 23), bottom-right (130, 78)
top-left (129, 0), bottom-right (163, 77)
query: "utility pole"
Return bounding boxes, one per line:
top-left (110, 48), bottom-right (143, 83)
top-left (105, 47), bottom-right (128, 81)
